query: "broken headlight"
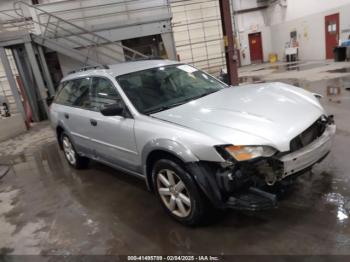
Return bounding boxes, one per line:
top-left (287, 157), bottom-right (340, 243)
top-left (216, 145), bottom-right (277, 161)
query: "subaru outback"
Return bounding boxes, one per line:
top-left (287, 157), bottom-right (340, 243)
top-left (50, 60), bottom-right (335, 225)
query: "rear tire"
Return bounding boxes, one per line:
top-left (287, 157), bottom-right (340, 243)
top-left (60, 132), bottom-right (89, 169)
top-left (152, 158), bottom-right (207, 226)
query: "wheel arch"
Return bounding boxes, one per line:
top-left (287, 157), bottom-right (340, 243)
top-left (142, 139), bottom-right (199, 191)
top-left (56, 125), bottom-right (65, 149)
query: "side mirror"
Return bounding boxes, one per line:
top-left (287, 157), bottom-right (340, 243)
top-left (100, 103), bottom-right (124, 116)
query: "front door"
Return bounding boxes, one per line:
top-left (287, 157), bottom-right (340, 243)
top-left (85, 77), bottom-right (139, 172)
top-left (248, 32), bottom-right (263, 63)
top-left (325, 13), bottom-right (339, 59)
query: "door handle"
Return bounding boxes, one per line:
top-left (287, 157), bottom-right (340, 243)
top-left (64, 113), bottom-right (69, 119)
top-left (90, 119), bottom-right (97, 126)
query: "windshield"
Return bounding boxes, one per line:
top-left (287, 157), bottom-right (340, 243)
top-left (116, 64), bottom-right (227, 114)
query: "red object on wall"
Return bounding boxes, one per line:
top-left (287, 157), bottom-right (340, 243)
top-left (248, 32), bottom-right (263, 63)
top-left (15, 75), bottom-right (31, 128)
top-left (325, 13), bottom-right (339, 59)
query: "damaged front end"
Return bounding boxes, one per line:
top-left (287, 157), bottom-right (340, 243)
top-left (187, 158), bottom-right (282, 211)
top-left (187, 115), bottom-right (336, 211)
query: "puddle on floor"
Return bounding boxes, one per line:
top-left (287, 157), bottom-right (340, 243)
top-left (274, 63), bottom-right (328, 73)
top-left (239, 76), bottom-right (265, 84)
top-left (249, 62), bottom-right (328, 73)
top-left (327, 68), bottom-right (350, 73)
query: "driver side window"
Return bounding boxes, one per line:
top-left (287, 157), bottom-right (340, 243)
top-left (79, 77), bottom-right (122, 112)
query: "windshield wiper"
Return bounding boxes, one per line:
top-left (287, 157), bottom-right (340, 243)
top-left (145, 90), bottom-right (220, 115)
top-left (145, 101), bottom-right (186, 114)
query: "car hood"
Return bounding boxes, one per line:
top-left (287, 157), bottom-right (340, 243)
top-left (152, 82), bottom-right (325, 152)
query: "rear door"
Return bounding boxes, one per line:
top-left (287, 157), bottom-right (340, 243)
top-left (325, 13), bottom-right (339, 59)
top-left (54, 77), bottom-right (94, 155)
top-left (81, 76), bottom-right (139, 172)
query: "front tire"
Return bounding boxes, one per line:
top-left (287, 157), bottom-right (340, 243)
top-left (61, 133), bottom-right (89, 169)
top-left (152, 158), bottom-right (207, 226)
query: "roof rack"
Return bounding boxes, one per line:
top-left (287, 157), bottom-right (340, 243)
top-left (128, 56), bottom-right (164, 62)
top-left (68, 65), bottom-right (109, 75)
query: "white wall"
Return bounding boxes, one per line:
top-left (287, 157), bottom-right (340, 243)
top-left (0, 114), bottom-right (27, 142)
top-left (232, 0), bottom-right (350, 63)
top-left (268, 1), bottom-right (350, 61)
top-left (233, 0), bottom-right (272, 65)
top-left (267, 0), bottom-right (350, 25)
top-left (238, 25), bottom-right (272, 65)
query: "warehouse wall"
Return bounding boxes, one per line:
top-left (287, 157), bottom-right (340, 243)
top-left (232, 0), bottom-right (272, 65)
top-left (267, 0), bottom-right (350, 25)
top-left (171, 0), bottom-right (225, 75)
top-left (32, 0), bottom-right (171, 34)
top-left (268, 2), bottom-right (350, 61)
top-left (233, 0), bottom-right (350, 63)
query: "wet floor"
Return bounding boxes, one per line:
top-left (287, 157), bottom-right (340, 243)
top-left (1, 130), bottom-right (350, 255)
top-left (273, 62), bottom-right (329, 73)
top-left (1, 77), bottom-right (350, 255)
top-left (248, 61), bottom-right (330, 74)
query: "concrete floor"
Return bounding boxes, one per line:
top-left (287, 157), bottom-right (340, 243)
top-left (1, 60), bottom-right (350, 255)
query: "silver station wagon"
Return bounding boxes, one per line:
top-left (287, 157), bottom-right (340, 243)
top-left (50, 60), bottom-right (336, 226)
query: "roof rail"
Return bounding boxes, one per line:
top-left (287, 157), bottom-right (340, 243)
top-left (68, 65), bottom-right (109, 75)
top-left (127, 56), bottom-right (165, 62)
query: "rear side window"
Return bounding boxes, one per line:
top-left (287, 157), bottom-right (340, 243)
top-left (78, 77), bottom-right (121, 111)
top-left (55, 77), bottom-right (91, 106)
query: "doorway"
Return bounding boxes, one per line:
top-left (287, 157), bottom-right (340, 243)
top-left (325, 13), bottom-right (339, 59)
top-left (248, 32), bottom-right (263, 63)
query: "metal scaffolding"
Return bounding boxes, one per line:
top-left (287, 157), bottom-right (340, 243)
top-left (0, 0), bottom-right (176, 123)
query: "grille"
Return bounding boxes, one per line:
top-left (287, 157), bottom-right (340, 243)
top-left (289, 117), bottom-right (327, 152)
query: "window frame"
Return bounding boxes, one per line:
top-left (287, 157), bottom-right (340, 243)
top-left (54, 75), bottom-right (133, 118)
top-left (82, 76), bottom-right (124, 112)
top-left (115, 64), bottom-right (228, 115)
top-left (54, 76), bottom-right (92, 107)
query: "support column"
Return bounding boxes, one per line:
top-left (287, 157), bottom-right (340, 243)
top-left (0, 47), bottom-right (27, 123)
top-left (219, 0), bottom-right (239, 86)
top-left (24, 40), bottom-right (49, 119)
top-left (161, 32), bottom-right (177, 60)
top-left (37, 46), bottom-right (55, 97)
top-left (12, 47), bottom-right (41, 122)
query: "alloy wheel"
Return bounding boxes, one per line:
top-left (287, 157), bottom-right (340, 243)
top-left (156, 169), bottom-right (191, 218)
top-left (62, 136), bottom-right (76, 165)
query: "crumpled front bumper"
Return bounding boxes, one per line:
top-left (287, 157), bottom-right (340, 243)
top-left (278, 123), bottom-right (336, 178)
top-left (187, 123), bottom-right (336, 211)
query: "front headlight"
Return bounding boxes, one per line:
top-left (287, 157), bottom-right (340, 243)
top-left (217, 145), bottom-right (277, 161)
